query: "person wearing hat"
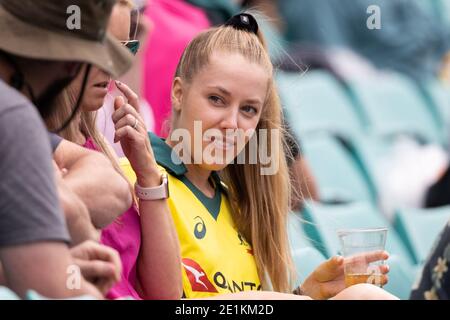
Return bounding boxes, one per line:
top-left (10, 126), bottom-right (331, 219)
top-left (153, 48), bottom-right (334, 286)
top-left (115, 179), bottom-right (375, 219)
top-left (0, 0), bottom-right (133, 298)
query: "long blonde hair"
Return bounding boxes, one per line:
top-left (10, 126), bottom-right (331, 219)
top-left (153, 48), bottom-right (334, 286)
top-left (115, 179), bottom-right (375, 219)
top-left (172, 23), bottom-right (296, 293)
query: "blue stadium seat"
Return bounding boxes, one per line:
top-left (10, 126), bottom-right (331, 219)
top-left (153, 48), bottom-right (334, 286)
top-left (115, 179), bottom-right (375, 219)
top-left (301, 134), bottom-right (375, 204)
top-left (393, 206), bottom-right (450, 265)
top-left (347, 73), bottom-right (442, 144)
top-left (301, 201), bottom-right (415, 266)
top-left (276, 70), bottom-right (364, 140)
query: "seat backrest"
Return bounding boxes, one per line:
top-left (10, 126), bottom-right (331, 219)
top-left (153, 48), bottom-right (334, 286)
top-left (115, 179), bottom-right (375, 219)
top-left (302, 201), bottom-right (415, 266)
top-left (348, 135), bottom-right (393, 195)
top-left (348, 73), bottom-right (441, 144)
top-left (420, 80), bottom-right (450, 147)
top-left (288, 212), bottom-right (319, 251)
top-left (394, 206), bottom-right (450, 265)
top-left (302, 134), bottom-right (374, 204)
top-left (383, 254), bottom-right (419, 300)
top-left (277, 70), bottom-right (363, 140)
top-left (291, 247), bottom-right (326, 288)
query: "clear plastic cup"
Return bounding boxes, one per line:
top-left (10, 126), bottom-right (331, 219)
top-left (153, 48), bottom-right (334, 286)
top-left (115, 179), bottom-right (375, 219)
top-left (337, 228), bottom-right (388, 288)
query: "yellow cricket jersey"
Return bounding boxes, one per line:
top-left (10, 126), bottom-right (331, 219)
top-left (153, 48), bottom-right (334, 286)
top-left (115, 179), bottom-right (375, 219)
top-left (119, 133), bottom-right (261, 298)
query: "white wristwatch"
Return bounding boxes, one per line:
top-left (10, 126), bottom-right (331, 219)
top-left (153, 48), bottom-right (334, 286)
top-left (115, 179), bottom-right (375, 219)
top-left (134, 173), bottom-right (169, 200)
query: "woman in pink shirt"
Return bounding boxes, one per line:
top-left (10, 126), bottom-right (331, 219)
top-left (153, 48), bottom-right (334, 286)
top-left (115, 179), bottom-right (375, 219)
top-left (142, 0), bottom-right (211, 136)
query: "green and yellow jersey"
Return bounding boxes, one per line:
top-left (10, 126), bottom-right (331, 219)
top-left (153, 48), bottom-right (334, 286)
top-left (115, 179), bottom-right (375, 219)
top-left (119, 133), bottom-right (261, 298)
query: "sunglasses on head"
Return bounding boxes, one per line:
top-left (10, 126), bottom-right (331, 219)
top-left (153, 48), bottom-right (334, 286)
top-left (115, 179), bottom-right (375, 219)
top-left (121, 40), bottom-right (140, 55)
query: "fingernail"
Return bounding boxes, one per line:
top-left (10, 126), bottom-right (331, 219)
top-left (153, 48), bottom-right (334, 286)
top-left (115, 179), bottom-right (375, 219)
top-left (115, 80), bottom-right (121, 86)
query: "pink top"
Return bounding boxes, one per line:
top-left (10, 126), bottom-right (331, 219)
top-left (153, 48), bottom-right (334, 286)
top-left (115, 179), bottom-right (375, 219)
top-left (142, 0), bottom-right (210, 136)
top-left (82, 137), bottom-right (143, 300)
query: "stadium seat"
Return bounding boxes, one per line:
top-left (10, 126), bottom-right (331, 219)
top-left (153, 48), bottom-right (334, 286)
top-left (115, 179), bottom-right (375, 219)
top-left (416, 0), bottom-right (442, 20)
top-left (347, 73), bottom-right (442, 144)
top-left (393, 206), bottom-right (450, 265)
top-left (347, 135), bottom-right (393, 200)
top-left (437, 0), bottom-right (450, 26)
top-left (301, 201), bottom-right (415, 266)
top-left (288, 212), bottom-right (317, 251)
top-left (301, 133), bottom-right (375, 204)
top-left (276, 70), bottom-right (364, 140)
top-left (256, 16), bottom-right (287, 61)
top-left (419, 80), bottom-right (450, 147)
top-left (291, 246), bottom-right (326, 287)
top-left (383, 254), bottom-right (418, 300)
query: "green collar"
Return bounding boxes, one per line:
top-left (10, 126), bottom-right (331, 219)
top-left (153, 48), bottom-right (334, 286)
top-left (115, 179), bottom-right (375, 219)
top-left (148, 132), bottom-right (187, 176)
top-left (148, 132), bottom-right (223, 220)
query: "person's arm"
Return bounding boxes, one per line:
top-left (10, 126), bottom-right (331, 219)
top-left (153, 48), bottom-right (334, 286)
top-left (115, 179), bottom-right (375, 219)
top-left (299, 251), bottom-right (390, 299)
top-left (53, 161), bottom-right (99, 245)
top-left (0, 242), bottom-right (102, 299)
top-left (113, 93), bottom-right (183, 300)
top-left (69, 240), bottom-right (122, 297)
top-left (53, 139), bottom-right (132, 229)
top-left (0, 102), bottom-right (112, 299)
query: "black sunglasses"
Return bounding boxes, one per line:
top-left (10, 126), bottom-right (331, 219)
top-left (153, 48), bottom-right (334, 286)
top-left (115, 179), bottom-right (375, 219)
top-left (121, 40), bottom-right (140, 55)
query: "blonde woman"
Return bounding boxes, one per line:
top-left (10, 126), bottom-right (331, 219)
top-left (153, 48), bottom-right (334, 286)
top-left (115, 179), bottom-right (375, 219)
top-left (45, 0), bottom-right (182, 300)
top-left (111, 13), bottom-right (396, 300)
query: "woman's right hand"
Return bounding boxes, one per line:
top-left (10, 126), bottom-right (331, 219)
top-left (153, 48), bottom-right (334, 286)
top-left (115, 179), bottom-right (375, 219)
top-left (112, 83), bottom-right (160, 187)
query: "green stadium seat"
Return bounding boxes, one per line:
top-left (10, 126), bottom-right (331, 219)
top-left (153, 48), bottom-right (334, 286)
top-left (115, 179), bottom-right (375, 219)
top-left (437, 0), bottom-right (450, 26)
top-left (288, 213), bottom-right (328, 288)
top-left (301, 201), bottom-right (415, 266)
top-left (347, 135), bottom-right (393, 201)
top-left (276, 70), bottom-right (364, 140)
top-left (419, 80), bottom-right (450, 147)
top-left (288, 212), bottom-right (318, 251)
top-left (347, 73), bottom-right (442, 144)
top-left (257, 16), bottom-right (288, 61)
top-left (416, 0), bottom-right (442, 20)
top-left (383, 254), bottom-right (418, 300)
top-left (393, 206), bottom-right (450, 265)
top-left (301, 134), bottom-right (375, 204)
top-left (291, 247), bottom-right (326, 287)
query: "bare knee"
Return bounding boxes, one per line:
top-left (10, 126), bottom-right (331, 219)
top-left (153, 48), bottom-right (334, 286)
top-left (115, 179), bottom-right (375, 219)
top-left (331, 284), bottom-right (399, 300)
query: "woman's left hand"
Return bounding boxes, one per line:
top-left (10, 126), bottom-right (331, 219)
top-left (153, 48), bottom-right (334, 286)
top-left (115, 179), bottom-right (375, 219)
top-left (300, 250), bottom-right (390, 300)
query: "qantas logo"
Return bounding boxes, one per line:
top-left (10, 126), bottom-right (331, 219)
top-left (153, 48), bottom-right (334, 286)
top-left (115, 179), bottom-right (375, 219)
top-left (182, 258), bottom-right (218, 293)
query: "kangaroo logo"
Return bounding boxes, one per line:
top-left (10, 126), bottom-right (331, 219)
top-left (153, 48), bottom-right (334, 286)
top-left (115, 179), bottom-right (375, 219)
top-left (182, 258), bottom-right (218, 293)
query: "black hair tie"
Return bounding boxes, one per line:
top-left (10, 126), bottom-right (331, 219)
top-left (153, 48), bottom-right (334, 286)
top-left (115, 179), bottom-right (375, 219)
top-left (224, 13), bottom-right (258, 35)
